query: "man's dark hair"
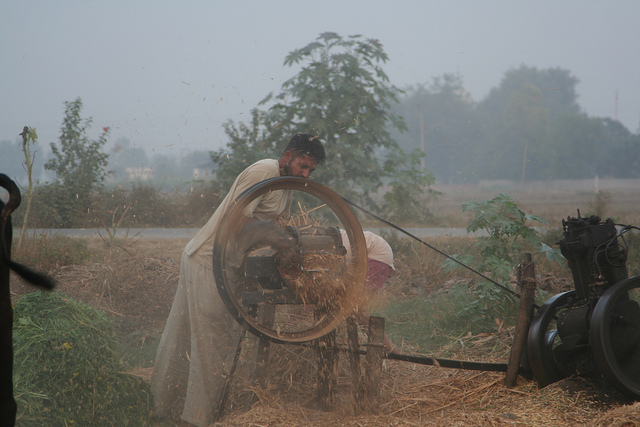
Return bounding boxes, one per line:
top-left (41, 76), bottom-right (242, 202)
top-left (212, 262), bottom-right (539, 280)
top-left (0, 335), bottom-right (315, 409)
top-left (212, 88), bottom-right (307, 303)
top-left (283, 134), bottom-right (325, 164)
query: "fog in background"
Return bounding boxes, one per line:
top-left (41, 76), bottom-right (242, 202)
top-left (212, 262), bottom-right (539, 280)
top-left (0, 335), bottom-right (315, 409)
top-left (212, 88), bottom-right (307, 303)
top-left (2, 1), bottom-right (639, 163)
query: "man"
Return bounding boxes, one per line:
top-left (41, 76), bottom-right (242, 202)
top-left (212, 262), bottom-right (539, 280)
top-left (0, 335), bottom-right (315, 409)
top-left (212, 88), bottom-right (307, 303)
top-left (340, 229), bottom-right (398, 353)
top-left (151, 134), bottom-right (325, 426)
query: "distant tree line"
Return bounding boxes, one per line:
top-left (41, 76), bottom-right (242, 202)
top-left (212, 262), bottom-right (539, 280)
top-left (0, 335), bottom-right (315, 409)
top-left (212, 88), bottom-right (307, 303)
top-left (3, 36), bottom-right (639, 229)
top-left (392, 66), bottom-right (640, 184)
top-left (6, 99), bottom-right (221, 228)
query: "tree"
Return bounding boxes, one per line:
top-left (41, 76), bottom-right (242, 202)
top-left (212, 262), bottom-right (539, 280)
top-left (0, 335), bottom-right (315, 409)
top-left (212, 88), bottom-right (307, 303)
top-left (480, 65), bottom-right (580, 122)
top-left (486, 83), bottom-right (552, 182)
top-left (549, 114), bottom-right (640, 179)
top-left (212, 32), bottom-right (434, 221)
top-left (392, 74), bottom-right (481, 184)
top-left (44, 98), bottom-right (110, 226)
top-left (475, 66), bottom-right (581, 181)
top-left (211, 109), bottom-right (283, 191)
top-left (46, 98), bottom-right (110, 193)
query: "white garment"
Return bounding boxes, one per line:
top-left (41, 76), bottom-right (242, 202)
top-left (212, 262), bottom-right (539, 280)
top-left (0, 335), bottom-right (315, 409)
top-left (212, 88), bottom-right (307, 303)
top-left (340, 229), bottom-right (395, 269)
top-left (151, 159), bottom-right (291, 426)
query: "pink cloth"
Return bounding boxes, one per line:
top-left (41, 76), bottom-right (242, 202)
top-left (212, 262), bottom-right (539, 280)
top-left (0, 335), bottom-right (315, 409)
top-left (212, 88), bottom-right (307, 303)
top-left (366, 259), bottom-right (391, 290)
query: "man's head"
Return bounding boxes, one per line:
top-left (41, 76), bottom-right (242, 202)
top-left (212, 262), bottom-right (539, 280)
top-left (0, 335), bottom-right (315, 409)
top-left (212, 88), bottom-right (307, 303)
top-left (279, 134), bottom-right (325, 179)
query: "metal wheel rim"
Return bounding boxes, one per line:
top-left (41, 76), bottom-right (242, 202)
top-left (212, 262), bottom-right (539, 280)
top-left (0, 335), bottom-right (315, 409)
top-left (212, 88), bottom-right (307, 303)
top-left (527, 291), bottom-right (575, 387)
top-left (213, 177), bottom-right (367, 343)
top-left (590, 276), bottom-right (640, 398)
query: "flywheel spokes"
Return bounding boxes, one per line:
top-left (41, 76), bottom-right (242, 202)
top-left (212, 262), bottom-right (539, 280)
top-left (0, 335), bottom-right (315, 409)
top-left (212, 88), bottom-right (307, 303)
top-left (213, 177), bottom-right (368, 343)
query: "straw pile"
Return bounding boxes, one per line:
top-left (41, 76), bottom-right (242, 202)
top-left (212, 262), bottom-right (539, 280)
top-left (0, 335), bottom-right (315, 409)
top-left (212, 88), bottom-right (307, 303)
top-left (212, 319), bottom-right (632, 427)
top-left (44, 255), bottom-right (180, 331)
top-left (218, 342), bottom-right (619, 426)
top-left (11, 233), bottom-right (637, 426)
top-left (289, 252), bottom-right (351, 308)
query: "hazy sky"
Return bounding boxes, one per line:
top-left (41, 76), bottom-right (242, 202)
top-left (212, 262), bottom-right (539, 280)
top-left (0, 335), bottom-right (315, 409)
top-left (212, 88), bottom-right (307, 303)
top-left (2, 1), bottom-right (639, 159)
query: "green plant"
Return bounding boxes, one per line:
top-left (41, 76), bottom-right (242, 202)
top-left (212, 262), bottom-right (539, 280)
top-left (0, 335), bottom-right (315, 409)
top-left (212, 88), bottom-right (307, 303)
top-left (212, 32), bottom-right (435, 220)
top-left (17, 126), bottom-right (39, 250)
top-left (175, 180), bottom-right (222, 226)
top-left (44, 98), bottom-right (110, 227)
top-left (12, 291), bottom-right (152, 426)
top-left (443, 193), bottom-right (563, 321)
top-left (14, 235), bottom-right (93, 273)
top-left (373, 282), bottom-right (515, 355)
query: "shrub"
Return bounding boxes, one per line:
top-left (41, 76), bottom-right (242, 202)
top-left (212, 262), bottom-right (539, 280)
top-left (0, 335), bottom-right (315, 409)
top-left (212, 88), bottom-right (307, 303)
top-left (13, 235), bottom-right (93, 274)
top-left (443, 193), bottom-right (564, 322)
top-left (12, 181), bottom-right (223, 229)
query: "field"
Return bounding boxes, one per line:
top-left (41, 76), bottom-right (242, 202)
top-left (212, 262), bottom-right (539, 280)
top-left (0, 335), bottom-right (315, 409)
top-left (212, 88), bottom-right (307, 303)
top-left (429, 178), bottom-right (640, 228)
top-left (10, 179), bottom-right (640, 426)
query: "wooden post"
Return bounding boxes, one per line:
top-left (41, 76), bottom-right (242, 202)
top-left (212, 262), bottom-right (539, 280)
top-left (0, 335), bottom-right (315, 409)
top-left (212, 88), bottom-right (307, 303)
top-left (504, 253), bottom-right (537, 387)
top-left (316, 329), bottom-right (337, 410)
top-left (249, 304), bottom-right (276, 388)
top-left (346, 315), bottom-right (365, 413)
top-left (364, 316), bottom-right (385, 413)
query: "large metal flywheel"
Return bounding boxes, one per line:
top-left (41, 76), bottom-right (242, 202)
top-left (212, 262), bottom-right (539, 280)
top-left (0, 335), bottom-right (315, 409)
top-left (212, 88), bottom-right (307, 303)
top-left (527, 291), bottom-right (585, 387)
top-left (590, 276), bottom-right (640, 397)
top-left (213, 177), bottom-right (368, 344)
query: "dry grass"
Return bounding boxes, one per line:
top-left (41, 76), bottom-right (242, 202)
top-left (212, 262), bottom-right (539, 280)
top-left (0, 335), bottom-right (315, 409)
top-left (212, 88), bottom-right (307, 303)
top-left (12, 179), bottom-right (640, 426)
top-left (217, 339), bottom-right (625, 427)
top-left (11, 230), bottom-right (639, 427)
top-left (429, 178), bottom-right (640, 228)
top-left (215, 315), bottom-right (630, 426)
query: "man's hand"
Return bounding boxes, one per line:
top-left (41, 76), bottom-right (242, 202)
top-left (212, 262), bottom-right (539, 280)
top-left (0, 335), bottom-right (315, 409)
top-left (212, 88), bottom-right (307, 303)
top-left (238, 219), bottom-right (297, 259)
top-left (238, 219), bottom-right (301, 279)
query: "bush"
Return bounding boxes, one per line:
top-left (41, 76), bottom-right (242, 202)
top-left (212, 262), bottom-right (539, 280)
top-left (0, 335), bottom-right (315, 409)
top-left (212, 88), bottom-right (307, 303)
top-left (13, 181), bottom-right (223, 229)
top-left (21, 183), bottom-right (85, 228)
top-left (13, 235), bottom-right (93, 274)
top-left (87, 183), bottom-right (173, 229)
top-left (172, 180), bottom-right (222, 227)
top-left (441, 193), bottom-right (564, 320)
top-left (12, 291), bottom-right (152, 426)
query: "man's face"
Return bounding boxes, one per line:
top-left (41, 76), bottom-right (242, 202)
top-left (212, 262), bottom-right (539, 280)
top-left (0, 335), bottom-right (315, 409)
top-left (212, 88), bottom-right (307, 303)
top-left (282, 153), bottom-right (317, 178)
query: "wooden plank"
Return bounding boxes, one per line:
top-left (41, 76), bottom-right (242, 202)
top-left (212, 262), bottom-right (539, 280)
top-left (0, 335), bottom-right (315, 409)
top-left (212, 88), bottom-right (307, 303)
top-left (250, 304), bottom-right (276, 388)
top-left (364, 316), bottom-right (385, 413)
top-left (316, 329), bottom-right (337, 410)
top-left (346, 315), bottom-right (365, 413)
top-left (505, 253), bottom-right (537, 387)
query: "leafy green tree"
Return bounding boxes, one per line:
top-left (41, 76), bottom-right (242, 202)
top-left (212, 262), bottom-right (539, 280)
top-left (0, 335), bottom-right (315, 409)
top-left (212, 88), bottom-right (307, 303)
top-left (46, 98), bottom-right (110, 193)
top-left (484, 83), bottom-right (552, 182)
top-left (212, 32), bottom-right (435, 221)
top-left (44, 98), bottom-right (110, 226)
top-left (480, 65), bottom-right (580, 122)
top-left (211, 109), bottom-right (280, 191)
top-left (392, 74), bottom-right (482, 184)
top-left (474, 66), bottom-right (581, 180)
